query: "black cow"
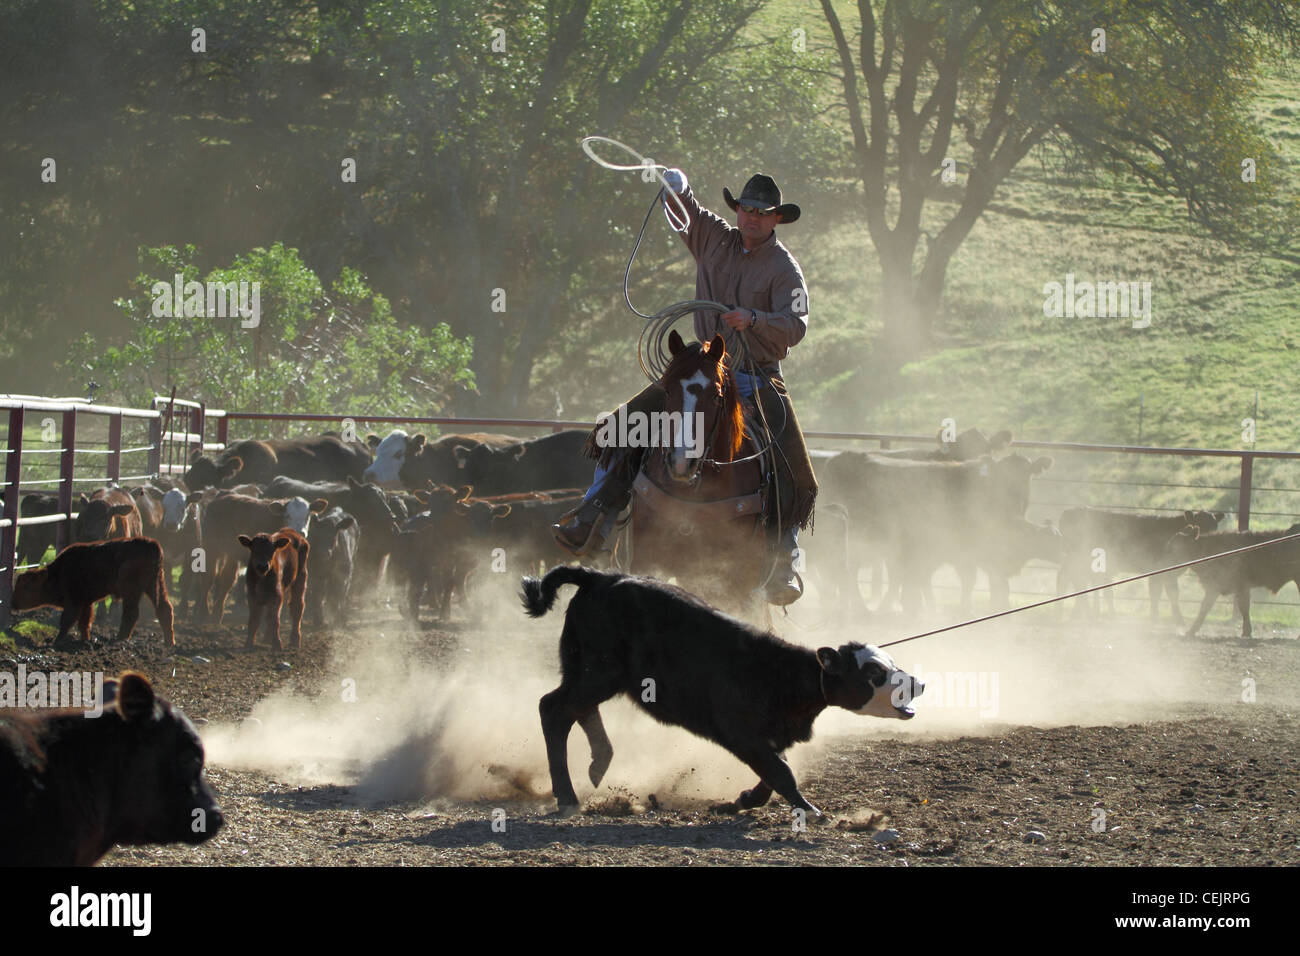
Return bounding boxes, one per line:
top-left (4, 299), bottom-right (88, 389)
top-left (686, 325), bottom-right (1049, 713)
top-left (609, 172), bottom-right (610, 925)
top-left (521, 565), bottom-right (923, 817)
top-left (306, 507), bottom-right (360, 626)
top-left (905, 517), bottom-right (1064, 613)
top-left (183, 435), bottom-right (372, 489)
top-left (0, 672), bottom-right (223, 866)
top-left (1167, 524), bottom-right (1300, 638)
top-left (450, 430), bottom-right (590, 496)
top-left (392, 484), bottom-right (478, 621)
top-left (1059, 508), bottom-right (1224, 622)
top-left (16, 492), bottom-right (60, 567)
top-left (818, 452), bottom-right (1053, 613)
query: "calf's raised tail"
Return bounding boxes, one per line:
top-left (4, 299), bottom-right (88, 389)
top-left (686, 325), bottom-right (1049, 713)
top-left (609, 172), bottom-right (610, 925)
top-left (521, 565), bottom-right (605, 617)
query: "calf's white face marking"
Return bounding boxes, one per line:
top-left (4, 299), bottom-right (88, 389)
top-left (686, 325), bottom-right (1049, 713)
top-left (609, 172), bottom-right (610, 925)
top-left (851, 645), bottom-right (923, 720)
top-left (282, 497), bottom-right (312, 533)
top-left (161, 489), bottom-right (188, 531)
top-left (363, 429), bottom-right (408, 486)
top-left (670, 371), bottom-right (713, 478)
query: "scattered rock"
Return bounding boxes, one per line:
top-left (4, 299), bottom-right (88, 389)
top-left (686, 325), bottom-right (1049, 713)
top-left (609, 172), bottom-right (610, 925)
top-left (872, 829), bottom-right (900, 844)
top-left (276, 661), bottom-right (292, 671)
top-left (1024, 831), bottom-right (1047, 844)
top-left (191, 655), bottom-right (211, 664)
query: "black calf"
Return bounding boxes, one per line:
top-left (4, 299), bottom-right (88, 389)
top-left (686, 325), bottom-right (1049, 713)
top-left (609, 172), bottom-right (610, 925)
top-left (521, 566), bottom-right (923, 817)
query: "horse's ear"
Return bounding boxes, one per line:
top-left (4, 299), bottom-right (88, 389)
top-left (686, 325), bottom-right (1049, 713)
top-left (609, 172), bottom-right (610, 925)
top-left (668, 330), bottom-right (685, 355)
top-left (707, 333), bottom-right (726, 362)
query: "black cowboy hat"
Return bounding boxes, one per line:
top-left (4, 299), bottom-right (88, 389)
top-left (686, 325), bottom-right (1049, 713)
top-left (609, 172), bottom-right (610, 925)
top-left (723, 173), bottom-right (801, 224)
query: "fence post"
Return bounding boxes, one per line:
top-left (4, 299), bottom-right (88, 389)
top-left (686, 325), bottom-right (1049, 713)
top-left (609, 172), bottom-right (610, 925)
top-left (1237, 454), bottom-right (1253, 531)
top-left (147, 402), bottom-right (161, 476)
top-left (217, 415), bottom-right (229, 448)
top-left (56, 408), bottom-right (76, 552)
top-left (1, 406), bottom-right (25, 630)
top-left (190, 405), bottom-right (205, 463)
top-left (107, 412), bottom-right (122, 484)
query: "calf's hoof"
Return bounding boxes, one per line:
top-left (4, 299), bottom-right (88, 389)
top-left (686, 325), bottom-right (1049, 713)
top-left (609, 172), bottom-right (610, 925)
top-left (710, 801), bottom-right (742, 815)
top-left (553, 802), bottom-right (581, 819)
top-left (588, 753), bottom-right (612, 788)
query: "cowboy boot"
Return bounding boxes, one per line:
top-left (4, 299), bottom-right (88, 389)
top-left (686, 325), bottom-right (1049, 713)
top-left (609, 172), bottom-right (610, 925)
top-left (552, 474), bottom-right (634, 557)
top-left (765, 524), bottom-right (803, 606)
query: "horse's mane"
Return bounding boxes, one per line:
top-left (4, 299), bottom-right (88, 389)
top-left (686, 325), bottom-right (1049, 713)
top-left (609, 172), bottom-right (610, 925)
top-left (661, 342), bottom-right (746, 460)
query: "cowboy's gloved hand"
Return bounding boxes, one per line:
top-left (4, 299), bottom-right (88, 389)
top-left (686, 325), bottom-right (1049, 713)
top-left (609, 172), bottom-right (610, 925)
top-left (661, 168), bottom-right (687, 193)
top-left (721, 308), bottom-right (756, 331)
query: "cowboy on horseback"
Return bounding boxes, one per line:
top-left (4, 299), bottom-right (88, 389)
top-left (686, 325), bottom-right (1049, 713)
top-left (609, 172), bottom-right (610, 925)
top-left (552, 169), bottom-right (819, 606)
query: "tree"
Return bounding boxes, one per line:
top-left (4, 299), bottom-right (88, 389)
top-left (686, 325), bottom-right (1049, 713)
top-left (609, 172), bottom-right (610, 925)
top-left (818, 0), bottom-right (1300, 368)
top-left (64, 243), bottom-right (475, 423)
top-left (0, 0), bottom-right (834, 414)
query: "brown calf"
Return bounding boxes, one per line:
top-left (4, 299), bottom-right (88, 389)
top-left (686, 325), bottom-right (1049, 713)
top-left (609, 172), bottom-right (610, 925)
top-left (10, 538), bottom-right (175, 646)
top-left (73, 486), bottom-right (142, 543)
top-left (238, 528), bottom-right (309, 651)
top-left (0, 671), bottom-right (223, 865)
top-left (199, 493), bottom-right (326, 623)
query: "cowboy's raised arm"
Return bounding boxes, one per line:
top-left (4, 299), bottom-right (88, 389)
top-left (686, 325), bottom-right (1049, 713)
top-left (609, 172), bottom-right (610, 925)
top-left (661, 169), bottom-right (729, 262)
top-left (748, 258), bottom-right (809, 351)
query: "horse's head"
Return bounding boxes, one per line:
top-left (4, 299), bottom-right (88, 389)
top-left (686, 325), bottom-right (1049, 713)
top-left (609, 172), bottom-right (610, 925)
top-left (659, 330), bottom-right (746, 482)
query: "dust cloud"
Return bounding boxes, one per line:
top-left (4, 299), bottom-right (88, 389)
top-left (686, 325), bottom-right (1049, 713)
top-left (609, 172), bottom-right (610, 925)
top-left (203, 577), bottom-right (766, 809)
top-left (203, 565), bottom-right (1212, 810)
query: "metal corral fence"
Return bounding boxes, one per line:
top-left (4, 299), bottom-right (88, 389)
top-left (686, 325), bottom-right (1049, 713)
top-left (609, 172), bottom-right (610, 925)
top-left (5, 394), bottom-right (1300, 628)
top-left (0, 394), bottom-right (223, 628)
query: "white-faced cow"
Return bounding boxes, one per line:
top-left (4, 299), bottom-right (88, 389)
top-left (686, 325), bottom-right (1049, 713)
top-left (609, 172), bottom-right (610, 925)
top-left (362, 430), bottom-right (521, 488)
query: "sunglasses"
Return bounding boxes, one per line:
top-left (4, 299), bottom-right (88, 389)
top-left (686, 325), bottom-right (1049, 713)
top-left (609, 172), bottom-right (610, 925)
top-left (737, 203), bottom-right (776, 216)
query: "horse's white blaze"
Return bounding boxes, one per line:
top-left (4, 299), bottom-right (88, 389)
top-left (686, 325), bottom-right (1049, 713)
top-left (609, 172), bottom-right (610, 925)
top-left (363, 429), bottom-right (407, 485)
top-left (671, 371), bottom-right (713, 476)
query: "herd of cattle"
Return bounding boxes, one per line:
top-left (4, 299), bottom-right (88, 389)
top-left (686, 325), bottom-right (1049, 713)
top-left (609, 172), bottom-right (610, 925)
top-left (6, 425), bottom-right (1300, 647)
top-left (815, 427), bottom-right (1300, 638)
top-left (6, 430), bottom-right (592, 648)
top-left (4, 423), bottom-right (1300, 866)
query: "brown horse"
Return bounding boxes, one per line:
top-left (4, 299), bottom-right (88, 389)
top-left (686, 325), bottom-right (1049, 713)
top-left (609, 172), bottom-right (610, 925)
top-left (617, 330), bottom-right (795, 616)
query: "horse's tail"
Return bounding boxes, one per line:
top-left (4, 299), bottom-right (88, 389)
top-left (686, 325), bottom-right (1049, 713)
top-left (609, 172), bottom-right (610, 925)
top-left (520, 565), bottom-right (608, 618)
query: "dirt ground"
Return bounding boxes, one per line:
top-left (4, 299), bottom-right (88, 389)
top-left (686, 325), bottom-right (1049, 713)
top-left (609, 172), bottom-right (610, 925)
top-left (4, 582), bottom-right (1298, 868)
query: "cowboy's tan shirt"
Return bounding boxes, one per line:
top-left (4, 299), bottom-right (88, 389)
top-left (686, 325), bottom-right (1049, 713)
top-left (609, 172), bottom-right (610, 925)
top-left (672, 186), bottom-right (809, 368)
